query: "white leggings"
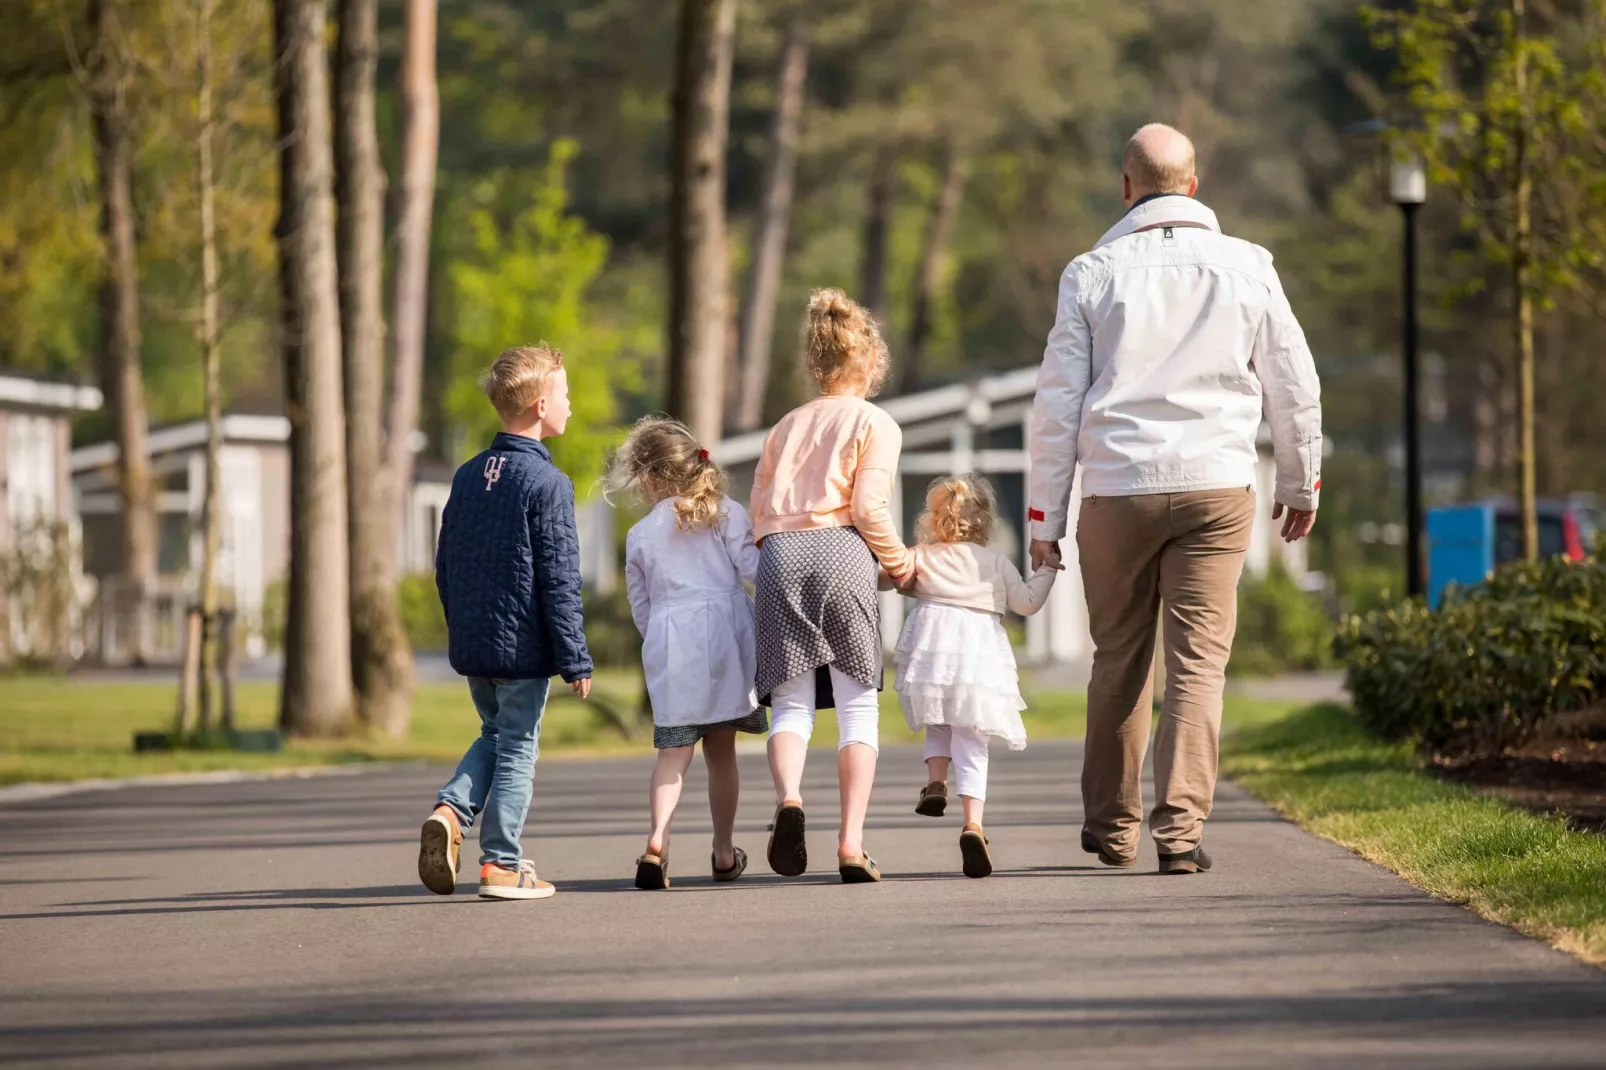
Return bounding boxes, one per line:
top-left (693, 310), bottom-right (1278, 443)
top-left (769, 666), bottom-right (880, 751)
top-left (923, 725), bottom-right (990, 800)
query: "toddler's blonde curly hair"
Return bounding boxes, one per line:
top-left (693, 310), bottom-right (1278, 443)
top-left (803, 288), bottom-right (889, 397)
top-left (916, 474), bottom-right (997, 546)
top-left (604, 417), bottom-right (726, 531)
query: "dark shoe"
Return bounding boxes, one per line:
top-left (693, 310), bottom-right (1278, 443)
top-left (1080, 827), bottom-right (1137, 869)
top-left (915, 782), bottom-right (948, 818)
top-left (959, 824), bottom-right (992, 879)
top-left (838, 851), bottom-right (881, 883)
top-left (634, 852), bottom-right (669, 890)
top-left (712, 846), bottom-right (748, 883)
top-left (1157, 843), bottom-right (1213, 875)
top-left (767, 803), bottom-right (808, 877)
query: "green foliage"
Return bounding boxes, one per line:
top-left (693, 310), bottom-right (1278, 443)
top-left (1231, 566), bottom-right (1335, 677)
top-left (581, 584), bottom-right (644, 670)
top-left (1223, 701), bottom-right (1606, 966)
top-left (1336, 553), bottom-right (1606, 757)
top-left (442, 140), bottom-right (637, 492)
top-left (397, 574), bottom-right (448, 651)
top-left (1364, 0), bottom-right (1606, 304)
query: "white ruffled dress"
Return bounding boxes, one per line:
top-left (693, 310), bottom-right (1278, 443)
top-left (890, 541), bottom-right (1057, 752)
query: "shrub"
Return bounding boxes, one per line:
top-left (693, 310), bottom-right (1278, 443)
top-left (1336, 552), bottom-right (1606, 758)
top-left (397, 573), bottom-right (448, 651)
top-left (1231, 565), bottom-right (1335, 677)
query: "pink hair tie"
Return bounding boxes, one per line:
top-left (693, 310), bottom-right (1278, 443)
top-left (697, 449), bottom-right (709, 461)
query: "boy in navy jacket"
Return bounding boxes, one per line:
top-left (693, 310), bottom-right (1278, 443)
top-left (418, 344), bottom-right (593, 901)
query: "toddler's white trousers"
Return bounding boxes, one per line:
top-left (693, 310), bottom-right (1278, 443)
top-left (923, 724), bottom-right (990, 800)
top-left (769, 666), bottom-right (880, 751)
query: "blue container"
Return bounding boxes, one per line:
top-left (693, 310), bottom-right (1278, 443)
top-left (1426, 503), bottom-right (1495, 608)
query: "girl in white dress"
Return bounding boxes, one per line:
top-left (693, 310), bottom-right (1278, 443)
top-left (893, 475), bottom-right (1057, 878)
top-left (610, 418), bottom-right (765, 890)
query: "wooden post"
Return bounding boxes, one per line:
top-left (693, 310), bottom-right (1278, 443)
top-left (176, 605), bottom-right (203, 736)
top-left (218, 606), bottom-right (237, 733)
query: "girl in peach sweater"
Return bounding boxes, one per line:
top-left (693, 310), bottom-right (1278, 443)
top-left (749, 289), bottom-right (914, 884)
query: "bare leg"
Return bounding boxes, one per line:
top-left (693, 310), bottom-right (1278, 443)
top-left (837, 742), bottom-right (877, 858)
top-left (961, 794), bottom-right (985, 827)
top-left (925, 755), bottom-right (951, 785)
top-left (646, 745), bottom-right (696, 857)
top-left (702, 730), bottom-right (740, 870)
top-left (768, 730), bottom-right (808, 808)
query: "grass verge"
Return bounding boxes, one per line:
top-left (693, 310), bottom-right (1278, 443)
top-left (0, 670), bottom-right (1091, 786)
top-left (1222, 701), bottom-right (1606, 967)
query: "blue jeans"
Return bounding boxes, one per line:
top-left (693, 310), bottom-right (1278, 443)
top-left (435, 677), bottom-right (550, 868)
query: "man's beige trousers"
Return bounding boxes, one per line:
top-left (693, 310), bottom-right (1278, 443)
top-left (1075, 488), bottom-right (1255, 858)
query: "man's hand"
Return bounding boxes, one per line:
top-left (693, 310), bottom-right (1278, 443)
top-left (1272, 502), bottom-right (1317, 543)
top-left (1030, 538), bottom-right (1065, 572)
top-left (571, 677), bottom-right (592, 699)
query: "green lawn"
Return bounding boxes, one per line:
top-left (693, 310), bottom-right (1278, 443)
top-left (1222, 701), bottom-right (1606, 967)
top-left (0, 670), bottom-right (1092, 786)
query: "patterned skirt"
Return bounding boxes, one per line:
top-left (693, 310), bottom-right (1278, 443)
top-left (653, 709), bottom-right (768, 750)
top-left (754, 527), bottom-right (882, 709)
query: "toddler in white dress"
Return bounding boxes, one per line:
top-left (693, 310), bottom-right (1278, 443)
top-left (610, 418), bottom-right (765, 890)
top-left (893, 475), bottom-right (1057, 878)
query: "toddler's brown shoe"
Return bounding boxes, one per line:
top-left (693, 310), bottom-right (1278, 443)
top-left (915, 781), bottom-right (948, 817)
top-left (478, 859), bottom-right (556, 900)
top-left (418, 805), bottom-right (463, 895)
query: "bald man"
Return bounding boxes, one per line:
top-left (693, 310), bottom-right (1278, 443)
top-left (1026, 123), bottom-right (1323, 874)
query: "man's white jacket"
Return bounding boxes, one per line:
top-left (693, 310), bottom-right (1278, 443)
top-left (1027, 195), bottom-right (1322, 542)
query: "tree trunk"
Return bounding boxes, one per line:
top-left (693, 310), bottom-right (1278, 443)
top-left (87, 0), bottom-right (157, 665)
top-left (667, 0), bottom-right (736, 445)
top-left (1513, 0), bottom-right (1538, 561)
top-left (731, 17), bottom-right (807, 434)
top-left (903, 144), bottom-right (966, 394)
top-left (337, 0), bottom-right (413, 736)
top-left (196, 0), bottom-right (222, 734)
top-left (859, 143), bottom-right (897, 329)
top-left (275, 0), bottom-right (354, 738)
top-left (387, 0), bottom-right (438, 515)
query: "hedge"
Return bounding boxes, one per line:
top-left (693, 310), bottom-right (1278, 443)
top-left (1335, 551), bottom-right (1606, 758)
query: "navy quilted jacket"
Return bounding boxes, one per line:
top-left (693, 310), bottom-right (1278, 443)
top-left (434, 433), bottom-right (594, 682)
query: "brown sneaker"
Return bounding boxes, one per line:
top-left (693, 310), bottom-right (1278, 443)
top-left (478, 859), bottom-right (556, 900)
top-left (418, 805), bottom-right (463, 895)
top-left (915, 781), bottom-right (948, 818)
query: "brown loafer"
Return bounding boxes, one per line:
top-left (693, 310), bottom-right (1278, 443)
top-left (1080, 828), bottom-right (1136, 869)
top-left (634, 852), bottom-right (669, 890)
top-left (767, 803), bottom-right (807, 877)
top-left (838, 851), bottom-right (881, 883)
top-left (712, 846), bottom-right (748, 883)
top-left (960, 823), bottom-right (992, 879)
top-left (915, 781), bottom-right (948, 818)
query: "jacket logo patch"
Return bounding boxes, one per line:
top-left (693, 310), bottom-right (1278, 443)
top-left (483, 455), bottom-right (506, 491)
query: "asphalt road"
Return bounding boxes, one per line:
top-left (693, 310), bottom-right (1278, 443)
top-left (2, 741), bottom-right (1604, 1069)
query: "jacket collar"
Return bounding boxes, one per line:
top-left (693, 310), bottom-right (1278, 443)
top-left (491, 431), bottom-right (552, 461)
top-left (1094, 195), bottom-right (1221, 249)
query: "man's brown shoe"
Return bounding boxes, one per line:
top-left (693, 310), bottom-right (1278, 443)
top-left (419, 806), bottom-right (463, 895)
top-left (1158, 843), bottom-right (1213, 875)
top-left (1080, 828), bottom-right (1137, 869)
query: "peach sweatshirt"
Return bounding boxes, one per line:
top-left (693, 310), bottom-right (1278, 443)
top-left (749, 395), bottom-right (914, 579)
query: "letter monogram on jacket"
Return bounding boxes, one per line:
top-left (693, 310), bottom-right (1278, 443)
top-left (483, 454), bottom-right (506, 491)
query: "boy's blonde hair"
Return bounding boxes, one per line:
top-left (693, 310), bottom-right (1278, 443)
top-left (604, 416), bottom-right (727, 531)
top-left (916, 474), bottom-right (996, 546)
top-left (481, 343), bottom-right (565, 421)
top-left (803, 288), bottom-right (889, 397)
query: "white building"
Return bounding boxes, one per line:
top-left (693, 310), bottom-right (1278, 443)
top-left (712, 366), bottom-right (1308, 665)
top-left (0, 373), bottom-right (103, 662)
top-left (71, 415), bottom-right (456, 660)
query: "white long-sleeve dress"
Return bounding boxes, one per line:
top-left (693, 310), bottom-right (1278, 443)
top-left (625, 497), bottom-right (762, 731)
top-left (893, 541), bottom-right (1057, 751)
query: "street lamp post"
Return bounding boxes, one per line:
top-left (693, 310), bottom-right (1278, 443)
top-left (1391, 152), bottom-right (1427, 598)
